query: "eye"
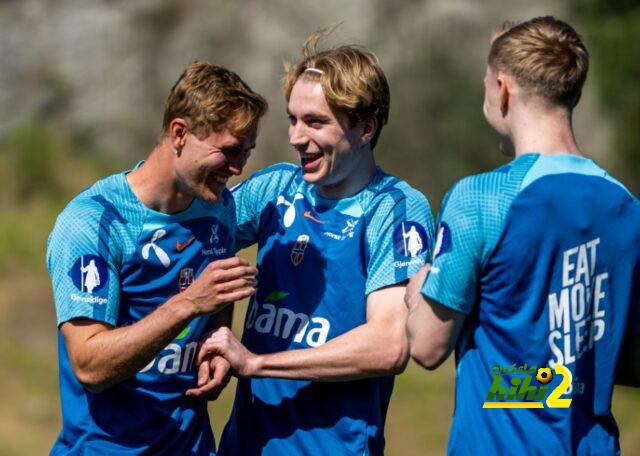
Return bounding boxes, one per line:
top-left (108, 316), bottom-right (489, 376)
top-left (307, 118), bottom-right (325, 129)
top-left (287, 114), bottom-right (297, 126)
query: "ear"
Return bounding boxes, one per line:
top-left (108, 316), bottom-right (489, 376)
top-left (359, 117), bottom-right (378, 147)
top-left (497, 72), bottom-right (510, 116)
top-left (169, 118), bottom-right (188, 152)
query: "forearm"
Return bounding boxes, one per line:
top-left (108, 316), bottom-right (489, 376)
top-left (63, 294), bottom-right (198, 392)
top-left (62, 256), bottom-right (255, 392)
top-left (248, 321), bottom-right (408, 381)
top-left (405, 292), bottom-right (464, 370)
top-left (406, 300), bottom-right (447, 370)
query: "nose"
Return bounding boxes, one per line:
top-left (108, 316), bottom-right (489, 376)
top-left (227, 151), bottom-right (248, 176)
top-left (289, 122), bottom-right (308, 150)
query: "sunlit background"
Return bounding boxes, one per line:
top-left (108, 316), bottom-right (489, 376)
top-left (1, 0), bottom-right (638, 454)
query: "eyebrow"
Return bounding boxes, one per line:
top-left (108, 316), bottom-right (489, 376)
top-left (219, 141), bottom-right (256, 152)
top-left (286, 108), bottom-right (332, 122)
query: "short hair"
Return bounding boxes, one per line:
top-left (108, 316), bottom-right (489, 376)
top-left (162, 61), bottom-right (267, 139)
top-left (488, 16), bottom-right (589, 109)
top-left (283, 30), bottom-right (390, 149)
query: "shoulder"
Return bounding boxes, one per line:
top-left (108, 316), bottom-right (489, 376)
top-left (49, 172), bottom-right (138, 248)
top-left (364, 169), bottom-right (432, 215)
top-left (55, 175), bottom-right (123, 225)
top-left (443, 156), bottom-right (536, 213)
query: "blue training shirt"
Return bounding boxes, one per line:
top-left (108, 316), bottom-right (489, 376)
top-left (46, 169), bottom-right (236, 455)
top-left (219, 163), bottom-right (435, 455)
top-left (423, 153), bottom-right (640, 455)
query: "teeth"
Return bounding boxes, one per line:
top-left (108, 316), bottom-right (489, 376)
top-left (301, 152), bottom-right (322, 160)
top-left (213, 175), bottom-right (227, 184)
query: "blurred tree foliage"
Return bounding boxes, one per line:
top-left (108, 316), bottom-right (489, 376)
top-left (376, 35), bottom-right (502, 213)
top-left (572, 0), bottom-right (640, 195)
top-left (0, 121), bottom-right (123, 272)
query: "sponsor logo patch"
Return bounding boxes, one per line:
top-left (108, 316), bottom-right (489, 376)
top-left (142, 229), bottom-right (171, 267)
top-left (393, 221), bottom-right (428, 258)
top-left (277, 193), bottom-right (305, 228)
top-left (210, 222), bottom-right (220, 244)
top-left (433, 222), bottom-right (452, 259)
top-left (70, 254), bottom-right (108, 294)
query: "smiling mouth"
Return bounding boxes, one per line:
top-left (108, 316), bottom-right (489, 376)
top-left (300, 152), bottom-right (322, 167)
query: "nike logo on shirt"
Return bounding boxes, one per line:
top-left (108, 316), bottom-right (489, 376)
top-left (303, 211), bottom-right (326, 224)
top-left (175, 236), bottom-right (196, 252)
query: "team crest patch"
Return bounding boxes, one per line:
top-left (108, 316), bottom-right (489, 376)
top-left (433, 222), bottom-right (452, 259)
top-left (70, 255), bottom-right (108, 293)
top-left (179, 268), bottom-right (194, 292)
top-left (393, 222), bottom-right (428, 258)
top-left (290, 234), bottom-right (310, 266)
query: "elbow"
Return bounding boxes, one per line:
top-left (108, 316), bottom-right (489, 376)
top-left (409, 344), bottom-right (450, 371)
top-left (75, 370), bottom-right (110, 393)
top-left (384, 337), bottom-right (410, 375)
top-left (72, 364), bottom-right (112, 393)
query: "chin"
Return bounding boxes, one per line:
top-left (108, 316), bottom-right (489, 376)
top-left (300, 170), bottom-right (324, 185)
top-left (199, 189), bottom-right (223, 204)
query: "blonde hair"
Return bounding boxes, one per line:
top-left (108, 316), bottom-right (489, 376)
top-left (488, 16), bottom-right (589, 108)
top-left (284, 29), bottom-right (390, 149)
top-left (162, 61), bottom-right (267, 139)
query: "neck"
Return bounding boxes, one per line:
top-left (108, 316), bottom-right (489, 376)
top-left (317, 147), bottom-right (376, 200)
top-left (126, 140), bottom-right (194, 214)
top-left (509, 104), bottom-right (582, 157)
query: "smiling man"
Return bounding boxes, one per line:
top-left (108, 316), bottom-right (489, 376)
top-left (193, 32), bottom-right (435, 455)
top-left (46, 61), bottom-right (266, 455)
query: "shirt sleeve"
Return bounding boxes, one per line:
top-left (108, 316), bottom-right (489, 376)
top-left (365, 187), bottom-right (435, 295)
top-left (231, 164), bottom-right (298, 252)
top-left (46, 200), bottom-right (122, 327)
top-left (421, 179), bottom-right (486, 315)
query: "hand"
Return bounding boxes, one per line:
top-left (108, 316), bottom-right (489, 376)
top-left (182, 257), bottom-right (257, 315)
top-left (197, 327), bottom-right (257, 378)
top-left (405, 263), bottom-right (430, 312)
top-left (185, 355), bottom-right (232, 400)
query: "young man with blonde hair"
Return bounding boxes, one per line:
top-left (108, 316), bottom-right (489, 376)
top-left (47, 61), bottom-right (266, 455)
top-left (406, 16), bottom-right (640, 454)
top-left (194, 32), bottom-right (435, 454)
